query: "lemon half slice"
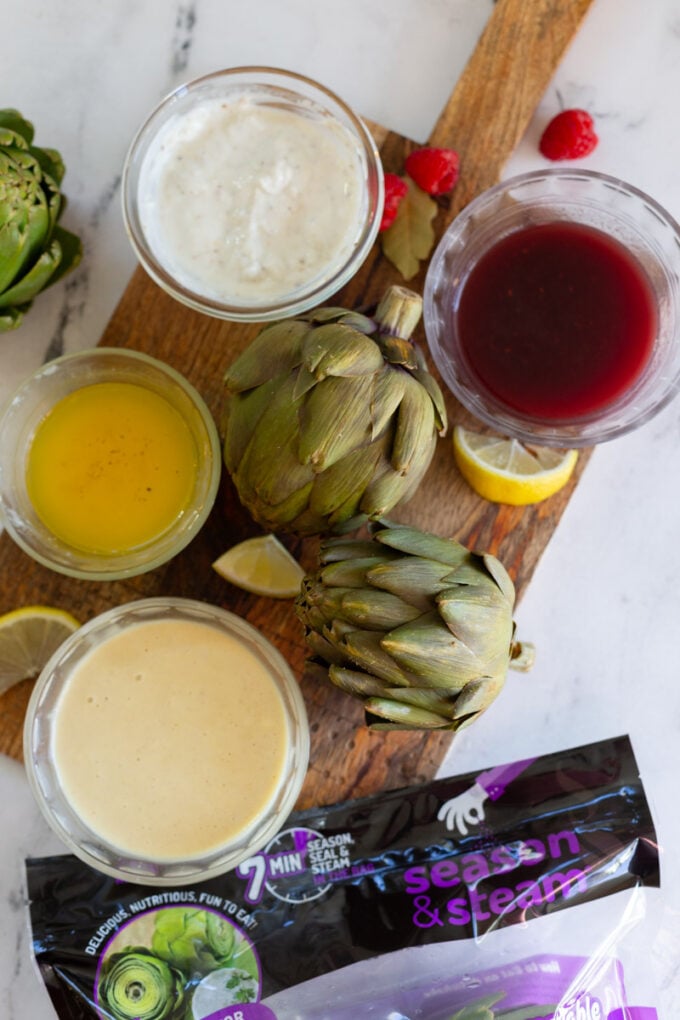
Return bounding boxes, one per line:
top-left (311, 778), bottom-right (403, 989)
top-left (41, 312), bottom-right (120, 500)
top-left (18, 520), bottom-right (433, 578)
top-left (453, 425), bottom-right (578, 505)
top-left (213, 534), bottom-right (305, 598)
top-left (0, 605), bottom-right (81, 693)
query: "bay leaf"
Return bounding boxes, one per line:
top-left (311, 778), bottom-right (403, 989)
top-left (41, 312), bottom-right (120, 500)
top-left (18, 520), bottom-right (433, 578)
top-left (381, 178), bottom-right (437, 280)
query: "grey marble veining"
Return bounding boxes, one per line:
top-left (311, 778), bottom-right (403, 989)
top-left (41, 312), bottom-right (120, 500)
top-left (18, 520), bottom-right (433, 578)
top-left (4, 0), bottom-right (680, 1016)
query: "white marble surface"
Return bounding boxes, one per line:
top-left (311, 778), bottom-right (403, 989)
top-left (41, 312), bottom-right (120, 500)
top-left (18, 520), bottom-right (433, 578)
top-left (4, 0), bottom-right (680, 1016)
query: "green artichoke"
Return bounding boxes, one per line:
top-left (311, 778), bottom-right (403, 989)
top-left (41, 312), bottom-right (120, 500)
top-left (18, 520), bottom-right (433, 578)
top-left (295, 520), bottom-right (534, 730)
top-left (0, 108), bottom-right (82, 331)
top-left (151, 908), bottom-right (235, 976)
top-left (97, 948), bottom-right (185, 1020)
top-left (223, 285), bottom-right (447, 536)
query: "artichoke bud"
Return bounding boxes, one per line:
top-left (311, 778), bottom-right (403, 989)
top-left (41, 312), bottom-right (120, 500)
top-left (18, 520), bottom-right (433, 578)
top-left (0, 109), bottom-right (82, 332)
top-left (222, 285), bottom-right (447, 536)
top-left (295, 520), bottom-right (533, 732)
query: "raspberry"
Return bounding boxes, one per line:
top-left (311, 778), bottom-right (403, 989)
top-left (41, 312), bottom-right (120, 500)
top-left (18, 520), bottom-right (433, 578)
top-left (539, 109), bottom-right (598, 161)
top-left (404, 147), bottom-right (460, 196)
top-left (380, 173), bottom-right (408, 231)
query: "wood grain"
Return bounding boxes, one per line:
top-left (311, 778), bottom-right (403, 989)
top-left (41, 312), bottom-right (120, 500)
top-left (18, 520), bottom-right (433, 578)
top-left (0, 0), bottom-right (595, 809)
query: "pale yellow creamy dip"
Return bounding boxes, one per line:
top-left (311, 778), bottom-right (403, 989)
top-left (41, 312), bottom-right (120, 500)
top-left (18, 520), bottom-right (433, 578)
top-left (138, 96), bottom-right (365, 303)
top-left (52, 618), bottom-right (290, 860)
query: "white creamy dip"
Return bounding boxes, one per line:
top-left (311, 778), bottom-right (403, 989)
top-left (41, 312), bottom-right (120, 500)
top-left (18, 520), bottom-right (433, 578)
top-left (52, 618), bottom-right (291, 860)
top-left (138, 96), bottom-right (367, 305)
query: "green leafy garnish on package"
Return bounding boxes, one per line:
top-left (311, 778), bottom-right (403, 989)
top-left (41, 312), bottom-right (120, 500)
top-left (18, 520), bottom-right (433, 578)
top-left (0, 108), bottom-right (82, 331)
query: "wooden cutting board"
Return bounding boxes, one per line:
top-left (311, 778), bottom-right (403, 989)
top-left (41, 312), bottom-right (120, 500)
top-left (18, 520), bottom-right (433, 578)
top-left (0, 0), bottom-right (595, 808)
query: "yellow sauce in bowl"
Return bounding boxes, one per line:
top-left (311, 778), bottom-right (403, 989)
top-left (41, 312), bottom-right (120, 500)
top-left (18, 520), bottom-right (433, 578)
top-left (26, 381), bottom-right (198, 554)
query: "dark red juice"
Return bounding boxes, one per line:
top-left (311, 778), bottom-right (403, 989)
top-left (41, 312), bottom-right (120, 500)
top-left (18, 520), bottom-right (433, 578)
top-left (455, 221), bottom-right (658, 419)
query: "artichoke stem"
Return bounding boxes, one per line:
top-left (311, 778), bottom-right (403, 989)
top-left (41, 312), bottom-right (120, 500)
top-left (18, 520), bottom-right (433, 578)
top-left (374, 285), bottom-right (423, 341)
top-left (509, 640), bottom-right (535, 672)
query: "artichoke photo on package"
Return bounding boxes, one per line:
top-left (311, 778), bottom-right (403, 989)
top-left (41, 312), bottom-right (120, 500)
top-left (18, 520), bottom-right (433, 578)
top-left (26, 736), bottom-right (663, 1020)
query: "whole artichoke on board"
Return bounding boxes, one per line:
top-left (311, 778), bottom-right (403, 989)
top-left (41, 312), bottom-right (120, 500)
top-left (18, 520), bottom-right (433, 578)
top-left (295, 520), bottom-right (534, 731)
top-left (223, 285), bottom-right (447, 536)
top-left (0, 109), bottom-right (82, 331)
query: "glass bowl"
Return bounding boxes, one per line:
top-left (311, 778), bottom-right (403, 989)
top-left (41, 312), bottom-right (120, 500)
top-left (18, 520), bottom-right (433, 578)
top-left (122, 66), bottom-right (384, 322)
top-left (23, 597), bottom-right (310, 884)
top-left (423, 169), bottom-right (680, 446)
top-left (0, 348), bottom-right (221, 579)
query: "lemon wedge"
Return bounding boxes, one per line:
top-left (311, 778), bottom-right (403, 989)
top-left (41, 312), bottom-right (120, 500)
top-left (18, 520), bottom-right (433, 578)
top-left (0, 605), bottom-right (81, 693)
top-left (453, 425), bottom-right (578, 505)
top-left (213, 534), bottom-right (305, 598)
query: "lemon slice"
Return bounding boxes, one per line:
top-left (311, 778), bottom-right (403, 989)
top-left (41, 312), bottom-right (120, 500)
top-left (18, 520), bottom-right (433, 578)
top-left (213, 534), bottom-right (305, 598)
top-left (0, 605), bottom-right (81, 693)
top-left (453, 425), bottom-right (578, 505)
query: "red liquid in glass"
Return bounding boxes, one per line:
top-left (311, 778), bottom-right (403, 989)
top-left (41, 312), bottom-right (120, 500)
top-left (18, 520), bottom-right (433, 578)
top-left (455, 222), bottom-right (658, 420)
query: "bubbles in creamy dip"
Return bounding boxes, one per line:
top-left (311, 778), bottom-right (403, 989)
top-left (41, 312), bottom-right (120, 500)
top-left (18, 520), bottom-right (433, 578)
top-left (138, 96), bottom-right (367, 305)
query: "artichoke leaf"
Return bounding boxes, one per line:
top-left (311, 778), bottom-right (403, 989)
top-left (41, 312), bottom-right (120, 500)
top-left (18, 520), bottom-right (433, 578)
top-left (373, 522), bottom-right (470, 567)
top-left (302, 659), bottom-right (332, 685)
top-left (299, 582), bottom-right (355, 624)
top-left (304, 629), bottom-right (348, 665)
top-left (338, 588), bottom-right (423, 630)
top-left (378, 334), bottom-right (419, 369)
top-left (391, 374), bottom-right (436, 473)
top-left (436, 584), bottom-right (514, 669)
top-left (0, 305), bottom-right (25, 331)
top-left (265, 479), bottom-right (316, 527)
top-left (382, 611), bottom-right (484, 686)
top-left (291, 504), bottom-right (348, 536)
top-left (302, 307), bottom-right (374, 333)
top-left (450, 675), bottom-right (505, 719)
top-left (364, 696), bottom-right (451, 728)
top-left (319, 537), bottom-right (401, 563)
top-left (326, 493), bottom-right (369, 530)
top-left (370, 366), bottom-right (406, 440)
top-left (224, 319), bottom-right (309, 393)
top-left (222, 377), bottom-right (279, 473)
top-left (0, 109), bottom-right (34, 144)
top-left (383, 686), bottom-right (460, 718)
top-left (410, 365), bottom-right (448, 434)
top-left (328, 664), bottom-right (394, 699)
top-left (308, 437), bottom-right (387, 517)
top-left (335, 310), bottom-right (376, 334)
top-left (235, 380), bottom-right (315, 507)
top-left (0, 180), bottom-right (51, 293)
top-left (0, 235), bottom-right (60, 307)
top-left (360, 465), bottom-right (419, 519)
top-left (320, 555), bottom-right (395, 588)
top-left (298, 373), bottom-right (375, 470)
top-left (303, 305), bottom-right (351, 325)
top-left (40, 223), bottom-right (82, 287)
top-left (482, 552), bottom-right (516, 606)
top-left (301, 322), bottom-right (383, 378)
top-left (30, 144), bottom-right (65, 185)
top-left (366, 555), bottom-right (458, 610)
top-left (292, 363), bottom-right (317, 400)
top-left (438, 583), bottom-right (513, 636)
top-left (340, 628), bottom-right (414, 686)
